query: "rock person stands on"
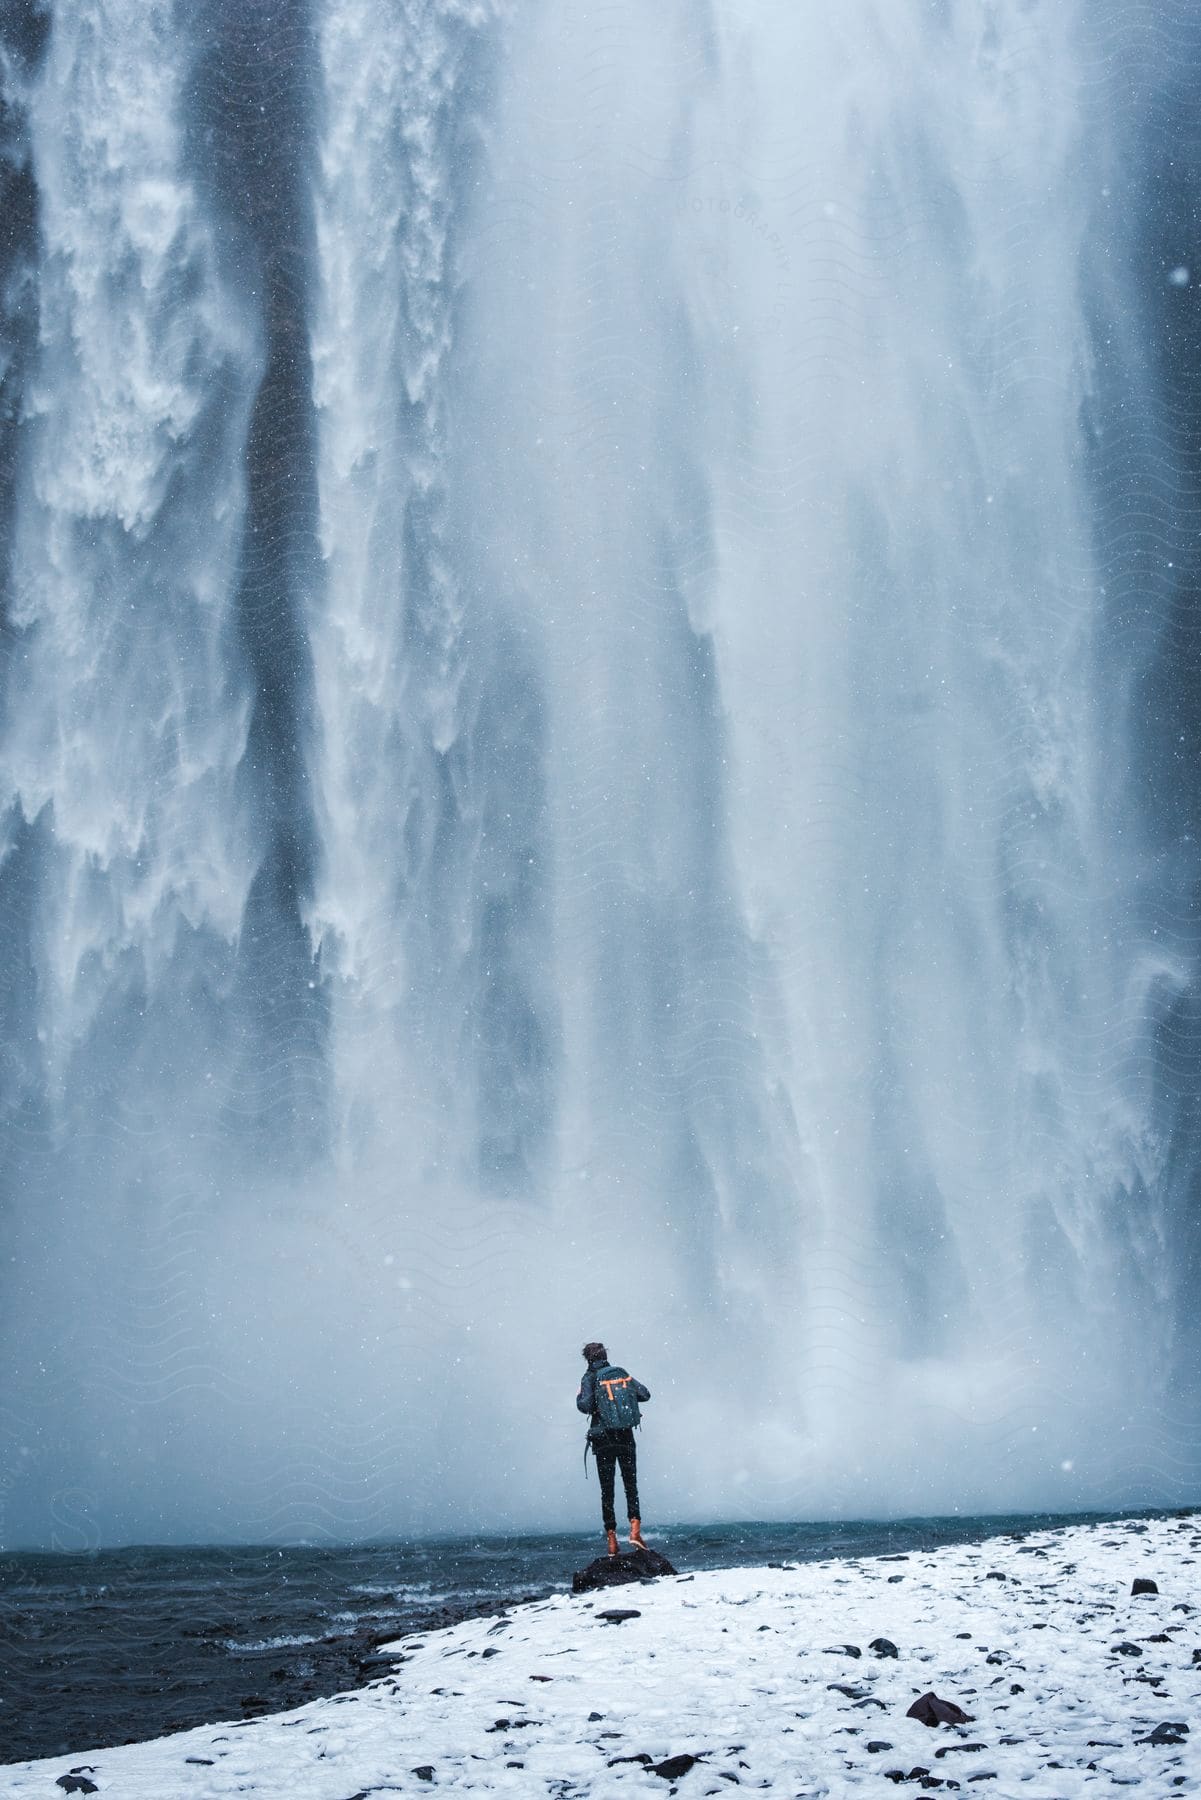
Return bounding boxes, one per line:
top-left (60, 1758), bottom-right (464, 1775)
top-left (577, 1341), bottom-right (651, 1557)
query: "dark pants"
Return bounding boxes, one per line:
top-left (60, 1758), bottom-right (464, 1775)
top-left (592, 1428), bottom-right (640, 1532)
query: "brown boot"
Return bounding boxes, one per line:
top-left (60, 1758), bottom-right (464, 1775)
top-left (628, 1518), bottom-right (647, 1551)
top-left (606, 1528), bottom-right (619, 1558)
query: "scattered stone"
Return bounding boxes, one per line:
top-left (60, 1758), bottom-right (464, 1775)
top-left (412, 1769), bottom-right (435, 1783)
top-left (824, 1643), bottom-right (862, 1657)
top-left (984, 1572), bottom-right (1007, 1582)
top-left (867, 1741), bottom-right (895, 1753)
top-left (588, 1711), bottom-right (604, 1721)
top-left (1112, 1642), bottom-right (1143, 1657)
top-left (609, 1753), bottom-right (653, 1766)
top-left (572, 1547), bottom-right (677, 1593)
top-left (183, 1758), bottom-right (214, 1765)
top-left (906, 1692), bottom-right (975, 1728)
top-left (888, 1575), bottom-right (905, 1583)
top-left (1132, 1578), bottom-right (1159, 1596)
top-left (871, 1638), bottom-right (899, 1658)
top-left (597, 1609), bottom-right (642, 1625)
top-left (1136, 1721), bottom-right (1189, 1746)
top-left (55, 1783), bottom-right (98, 1797)
top-left (828, 1683), bottom-right (869, 1699)
top-left (934, 1744), bottom-right (987, 1758)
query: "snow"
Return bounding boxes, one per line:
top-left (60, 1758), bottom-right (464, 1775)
top-left (4, 1515), bottom-right (1199, 1796)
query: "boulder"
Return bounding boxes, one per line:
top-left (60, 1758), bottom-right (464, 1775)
top-left (871, 1637), bottom-right (900, 1658)
top-left (572, 1546), bottom-right (677, 1593)
top-left (1136, 1721), bottom-right (1189, 1746)
top-left (651, 1753), bottom-right (701, 1779)
top-left (1131, 1578), bottom-right (1159, 1596)
top-left (906, 1692), bottom-right (975, 1728)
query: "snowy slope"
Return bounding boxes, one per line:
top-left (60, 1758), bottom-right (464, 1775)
top-left (4, 1515), bottom-right (1199, 1796)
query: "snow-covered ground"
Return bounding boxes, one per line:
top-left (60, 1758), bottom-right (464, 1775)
top-left (4, 1515), bottom-right (1199, 1797)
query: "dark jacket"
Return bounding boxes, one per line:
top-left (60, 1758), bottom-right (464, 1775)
top-left (577, 1356), bottom-right (651, 1441)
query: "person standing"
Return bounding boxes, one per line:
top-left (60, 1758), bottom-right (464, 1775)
top-left (577, 1340), bottom-right (651, 1556)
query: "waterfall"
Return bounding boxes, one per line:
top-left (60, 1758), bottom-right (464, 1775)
top-left (1, 0), bottom-right (1198, 1547)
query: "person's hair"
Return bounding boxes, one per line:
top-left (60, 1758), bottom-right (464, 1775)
top-left (582, 1340), bottom-right (607, 1362)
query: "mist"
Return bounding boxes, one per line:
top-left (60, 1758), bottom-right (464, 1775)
top-left (1, 0), bottom-right (1200, 1550)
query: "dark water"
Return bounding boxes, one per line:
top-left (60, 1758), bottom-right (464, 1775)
top-left (0, 1508), bottom-right (1187, 1765)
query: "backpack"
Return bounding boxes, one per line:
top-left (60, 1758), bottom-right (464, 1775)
top-left (593, 1364), bottom-right (641, 1430)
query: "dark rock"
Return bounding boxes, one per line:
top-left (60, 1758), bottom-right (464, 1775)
top-left (984, 1572), bottom-right (1007, 1582)
top-left (572, 1548), bottom-right (677, 1593)
top-left (1112, 1642), bottom-right (1143, 1657)
top-left (609, 1753), bottom-right (654, 1766)
top-left (1132, 1578), bottom-right (1159, 1596)
top-left (651, 1753), bottom-right (701, 1779)
top-left (880, 1555), bottom-right (910, 1561)
top-left (1193, 1649), bottom-right (1201, 1665)
top-left (55, 1783), bottom-right (98, 1797)
top-left (597, 1609), bottom-right (642, 1625)
top-left (1136, 1722), bottom-right (1189, 1746)
top-left (485, 1718), bottom-right (534, 1732)
top-left (588, 1711), bottom-right (604, 1721)
top-left (184, 1759), bottom-right (214, 1766)
top-left (934, 1744), bottom-right (987, 1757)
top-left (828, 1682), bottom-right (869, 1699)
top-left (906, 1692), bottom-right (975, 1728)
top-left (867, 1741), bottom-right (894, 1753)
top-left (825, 1643), bottom-right (862, 1657)
top-left (870, 1638), bottom-right (899, 1658)
top-left (412, 1769), bottom-right (435, 1783)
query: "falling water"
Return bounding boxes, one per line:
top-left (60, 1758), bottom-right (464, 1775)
top-left (1, 0), bottom-right (1198, 1547)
